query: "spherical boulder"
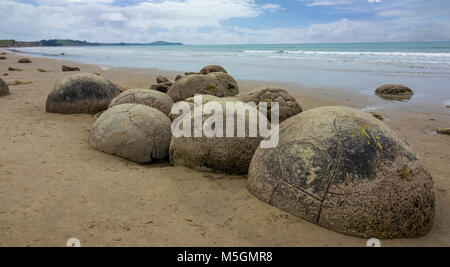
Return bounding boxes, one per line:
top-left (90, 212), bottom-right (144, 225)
top-left (200, 65), bottom-right (228, 75)
top-left (0, 78), bottom-right (10, 96)
top-left (170, 98), bottom-right (268, 174)
top-left (168, 95), bottom-right (232, 121)
top-left (239, 87), bottom-right (302, 122)
top-left (46, 73), bottom-right (121, 114)
top-left (168, 72), bottom-right (239, 102)
top-left (109, 89), bottom-right (174, 117)
top-left (248, 106), bottom-right (434, 239)
top-left (89, 104), bottom-right (172, 163)
top-left (375, 84), bottom-right (414, 100)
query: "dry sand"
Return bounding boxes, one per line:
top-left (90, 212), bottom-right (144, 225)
top-left (0, 51), bottom-right (449, 247)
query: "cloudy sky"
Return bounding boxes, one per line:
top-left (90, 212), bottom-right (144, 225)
top-left (1, 0), bottom-right (449, 44)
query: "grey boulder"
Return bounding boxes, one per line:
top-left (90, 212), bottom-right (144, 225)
top-left (89, 104), bottom-right (172, 163)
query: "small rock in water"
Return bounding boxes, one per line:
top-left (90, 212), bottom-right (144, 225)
top-left (436, 128), bottom-right (450, 135)
top-left (62, 65), bottom-right (80, 72)
top-left (375, 84), bottom-right (413, 101)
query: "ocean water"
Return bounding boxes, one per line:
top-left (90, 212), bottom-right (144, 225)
top-left (14, 42), bottom-right (450, 104)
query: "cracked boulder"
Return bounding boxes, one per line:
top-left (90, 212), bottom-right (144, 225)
top-left (239, 87), bottom-right (302, 122)
top-left (46, 73), bottom-right (121, 114)
top-left (170, 98), bottom-right (268, 174)
top-left (248, 106), bottom-right (434, 239)
top-left (89, 104), bottom-right (172, 163)
top-left (0, 77), bottom-right (9, 96)
top-left (109, 89), bottom-right (174, 117)
top-left (167, 72), bottom-right (239, 102)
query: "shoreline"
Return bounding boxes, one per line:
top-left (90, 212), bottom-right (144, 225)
top-left (9, 46), bottom-right (450, 107)
top-left (0, 50), bottom-right (449, 246)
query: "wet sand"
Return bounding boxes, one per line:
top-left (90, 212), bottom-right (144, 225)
top-left (0, 51), bottom-right (449, 247)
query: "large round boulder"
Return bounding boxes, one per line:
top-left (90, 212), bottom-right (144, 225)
top-left (109, 89), bottom-right (174, 116)
top-left (0, 78), bottom-right (9, 96)
top-left (248, 106), bottom-right (434, 239)
top-left (170, 97), bottom-right (268, 174)
top-left (89, 104), bottom-right (172, 163)
top-left (46, 73), bottom-right (121, 114)
top-left (239, 87), bottom-right (302, 122)
top-left (375, 84), bottom-right (414, 100)
top-left (200, 65), bottom-right (228, 75)
top-left (168, 72), bottom-right (239, 102)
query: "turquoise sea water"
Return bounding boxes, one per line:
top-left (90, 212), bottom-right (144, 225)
top-left (14, 42), bottom-right (450, 104)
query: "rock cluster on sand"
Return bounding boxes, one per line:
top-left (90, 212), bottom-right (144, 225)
top-left (89, 104), bottom-right (172, 163)
top-left (0, 56), bottom-right (6, 60)
top-left (62, 65), bottom-right (80, 72)
top-left (168, 70), bottom-right (239, 102)
top-left (18, 58), bottom-right (32, 63)
top-left (239, 87), bottom-right (302, 122)
top-left (375, 84), bottom-right (414, 100)
top-left (169, 97), bottom-right (267, 174)
top-left (150, 75), bottom-right (173, 93)
top-left (248, 106), bottom-right (434, 239)
top-left (46, 73), bottom-right (121, 114)
top-left (0, 77), bottom-right (10, 96)
top-left (109, 88), bottom-right (174, 116)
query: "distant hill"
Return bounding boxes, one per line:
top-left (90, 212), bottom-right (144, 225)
top-left (0, 39), bottom-right (183, 47)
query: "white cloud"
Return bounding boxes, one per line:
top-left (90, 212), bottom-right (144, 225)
top-left (261, 4), bottom-right (283, 12)
top-left (0, 0), bottom-right (449, 44)
top-left (100, 12), bottom-right (127, 22)
top-left (304, 0), bottom-right (353, 7)
top-left (0, 0), bottom-right (262, 43)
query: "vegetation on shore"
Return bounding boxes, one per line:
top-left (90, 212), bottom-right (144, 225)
top-left (0, 39), bottom-right (183, 47)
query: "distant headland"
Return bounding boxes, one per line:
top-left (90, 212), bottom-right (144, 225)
top-left (0, 39), bottom-right (183, 47)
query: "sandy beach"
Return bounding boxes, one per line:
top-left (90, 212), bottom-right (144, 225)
top-left (0, 51), bottom-right (449, 247)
